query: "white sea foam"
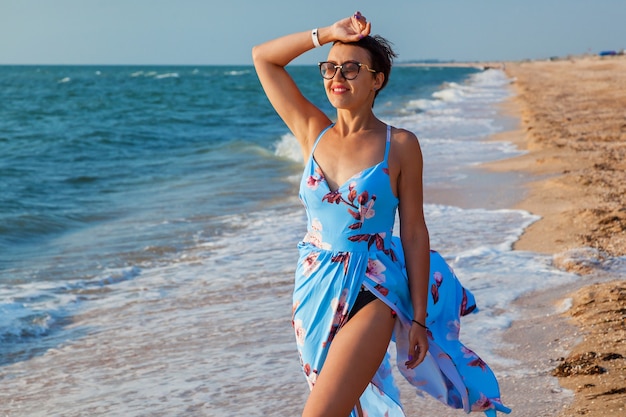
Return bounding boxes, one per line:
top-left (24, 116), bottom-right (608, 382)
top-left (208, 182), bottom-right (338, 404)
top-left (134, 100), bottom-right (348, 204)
top-left (154, 72), bottom-right (179, 79)
top-left (225, 69), bottom-right (251, 76)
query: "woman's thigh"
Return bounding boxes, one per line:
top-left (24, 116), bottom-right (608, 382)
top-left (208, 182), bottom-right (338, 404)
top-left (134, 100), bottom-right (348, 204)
top-left (301, 298), bottom-right (396, 417)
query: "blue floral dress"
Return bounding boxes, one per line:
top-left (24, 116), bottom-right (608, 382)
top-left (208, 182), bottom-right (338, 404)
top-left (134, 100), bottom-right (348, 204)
top-left (293, 124), bottom-right (511, 416)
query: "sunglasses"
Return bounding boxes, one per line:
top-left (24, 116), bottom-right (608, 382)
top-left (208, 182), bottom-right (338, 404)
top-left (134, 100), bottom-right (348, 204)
top-left (318, 61), bottom-right (377, 80)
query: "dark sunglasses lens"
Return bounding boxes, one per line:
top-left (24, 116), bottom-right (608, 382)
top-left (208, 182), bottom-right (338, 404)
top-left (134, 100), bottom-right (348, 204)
top-left (319, 63), bottom-right (336, 79)
top-left (341, 63), bottom-right (360, 80)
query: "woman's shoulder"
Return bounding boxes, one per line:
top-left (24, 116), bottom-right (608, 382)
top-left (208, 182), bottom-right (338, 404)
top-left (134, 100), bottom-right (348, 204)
top-left (388, 126), bottom-right (423, 170)
top-left (389, 126), bottom-right (421, 149)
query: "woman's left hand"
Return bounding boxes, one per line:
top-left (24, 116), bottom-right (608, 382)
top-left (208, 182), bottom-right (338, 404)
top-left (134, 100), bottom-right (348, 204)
top-left (404, 322), bottom-right (428, 369)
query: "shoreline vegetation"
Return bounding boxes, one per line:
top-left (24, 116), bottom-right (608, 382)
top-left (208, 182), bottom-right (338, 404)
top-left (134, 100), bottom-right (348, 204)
top-left (483, 55), bottom-right (625, 416)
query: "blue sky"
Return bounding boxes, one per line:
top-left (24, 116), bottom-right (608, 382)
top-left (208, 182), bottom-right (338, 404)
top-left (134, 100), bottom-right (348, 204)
top-left (2, 0), bottom-right (625, 65)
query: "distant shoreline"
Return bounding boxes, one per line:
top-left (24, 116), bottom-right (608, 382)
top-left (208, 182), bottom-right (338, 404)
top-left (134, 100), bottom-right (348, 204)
top-left (398, 61), bottom-right (502, 69)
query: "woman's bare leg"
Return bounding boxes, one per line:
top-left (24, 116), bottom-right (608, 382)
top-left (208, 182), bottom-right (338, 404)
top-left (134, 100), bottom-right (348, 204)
top-left (302, 299), bottom-right (396, 417)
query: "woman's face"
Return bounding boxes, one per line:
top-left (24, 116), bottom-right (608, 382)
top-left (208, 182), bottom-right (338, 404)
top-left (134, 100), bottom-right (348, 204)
top-left (323, 43), bottom-right (382, 110)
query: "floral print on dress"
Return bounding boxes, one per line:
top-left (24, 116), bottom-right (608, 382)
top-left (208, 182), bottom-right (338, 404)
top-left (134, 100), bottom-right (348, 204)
top-left (302, 363), bottom-right (319, 390)
top-left (294, 319), bottom-right (306, 346)
top-left (461, 287), bottom-right (477, 316)
top-left (306, 166), bottom-right (325, 190)
top-left (323, 288), bottom-right (350, 348)
top-left (320, 180), bottom-right (377, 231)
top-left (446, 319), bottom-right (461, 341)
top-left (366, 259), bottom-right (387, 284)
top-left (431, 270), bottom-right (444, 304)
top-left (471, 394), bottom-right (493, 412)
top-left (303, 218), bottom-right (332, 250)
top-left (302, 252), bottom-right (321, 277)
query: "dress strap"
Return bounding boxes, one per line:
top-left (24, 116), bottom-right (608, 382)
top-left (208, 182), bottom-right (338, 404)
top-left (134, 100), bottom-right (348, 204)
top-left (383, 124), bottom-right (392, 162)
top-left (311, 124), bottom-right (334, 153)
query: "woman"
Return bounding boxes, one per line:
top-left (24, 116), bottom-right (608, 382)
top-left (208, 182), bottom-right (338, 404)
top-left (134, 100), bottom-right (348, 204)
top-left (252, 12), bottom-right (510, 417)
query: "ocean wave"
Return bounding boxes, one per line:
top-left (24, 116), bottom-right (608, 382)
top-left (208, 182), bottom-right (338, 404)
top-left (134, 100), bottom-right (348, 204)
top-left (432, 82), bottom-right (467, 102)
top-left (0, 265), bottom-right (141, 357)
top-left (274, 132), bottom-right (302, 163)
top-left (401, 69), bottom-right (512, 117)
top-left (0, 302), bottom-right (54, 341)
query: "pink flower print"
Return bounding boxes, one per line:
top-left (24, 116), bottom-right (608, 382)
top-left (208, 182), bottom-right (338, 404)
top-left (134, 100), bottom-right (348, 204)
top-left (293, 319), bottom-right (306, 346)
top-left (471, 393), bottom-right (493, 411)
top-left (446, 319), bottom-right (460, 340)
top-left (359, 197), bottom-right (376, 221)
top-left (366, 259), bottom-right (387, 284)
top-left (306, 369), bottom-right (319, 390)
top-left (291, 301), bottom-right (299, 326)
top-left (302, 252), bottom-right (321, 277)
top-left (306, 167), bottom-right (324, 190)
top-left (347, 195), bottom-right (376, 229)
top-left (323, 289), bottom-right (349, 347)
top-left (330, 289), bottom-right (350, 326)
top-left (311, 218), bottom-right (323, 232)
top-left (461, 346), bottom-right (477, 358)
top-left (433, 271), bottom-right (443, 287)
top-left (303, 218), bottom-right (332, 250)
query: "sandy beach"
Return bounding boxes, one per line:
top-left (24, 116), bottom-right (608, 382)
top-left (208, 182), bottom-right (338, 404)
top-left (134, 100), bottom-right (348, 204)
top-left (495, 56), bottom-right (626, 416)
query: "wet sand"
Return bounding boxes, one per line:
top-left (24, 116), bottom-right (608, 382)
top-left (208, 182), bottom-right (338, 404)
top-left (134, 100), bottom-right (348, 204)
top-left (495, 56), bottom-right (626, 416)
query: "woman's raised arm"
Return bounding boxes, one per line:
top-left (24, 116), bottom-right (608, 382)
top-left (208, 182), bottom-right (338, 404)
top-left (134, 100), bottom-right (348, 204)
top-left (251, 13), bottom-right (370, 154)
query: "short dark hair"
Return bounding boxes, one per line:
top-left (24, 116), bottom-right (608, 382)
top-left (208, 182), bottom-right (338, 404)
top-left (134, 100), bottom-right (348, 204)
top-left (337, 35), bottom-right (397, 103)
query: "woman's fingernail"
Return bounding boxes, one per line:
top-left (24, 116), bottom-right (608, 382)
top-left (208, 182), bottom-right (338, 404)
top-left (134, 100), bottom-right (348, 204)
top-left (408, 355), bottom-right (413, 361)
top-left (358, 34), bottom-right (364, 39)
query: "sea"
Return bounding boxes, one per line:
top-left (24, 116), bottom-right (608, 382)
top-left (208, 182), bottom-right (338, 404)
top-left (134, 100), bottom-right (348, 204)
top-left (1, 64), bottom-right (621, 416)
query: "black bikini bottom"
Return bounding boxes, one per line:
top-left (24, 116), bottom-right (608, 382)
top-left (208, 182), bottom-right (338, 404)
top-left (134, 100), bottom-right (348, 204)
top-left (347, 287), bottom-right (379, 321)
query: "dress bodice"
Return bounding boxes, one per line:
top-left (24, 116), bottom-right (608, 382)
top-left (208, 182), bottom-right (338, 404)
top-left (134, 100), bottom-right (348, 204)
top-left (298, 124), bottom-right (399, 253)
